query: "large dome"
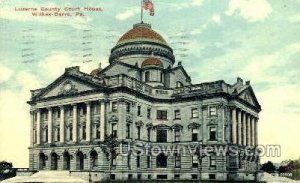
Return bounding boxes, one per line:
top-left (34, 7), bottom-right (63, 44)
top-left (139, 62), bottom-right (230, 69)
top-left (116, 23), bottom-right (168, 47)
top-left (109, 23), bottom-right (175, 67)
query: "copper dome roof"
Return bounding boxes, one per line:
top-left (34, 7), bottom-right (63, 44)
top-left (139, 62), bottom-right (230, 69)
top-left (116, 23), bottom-right (168, 46)
top-left (141, 58), bottom-right (163, 68)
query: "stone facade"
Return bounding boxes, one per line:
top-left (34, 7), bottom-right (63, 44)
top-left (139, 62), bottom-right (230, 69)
top-left (27, 23), bottom-right (261, 182)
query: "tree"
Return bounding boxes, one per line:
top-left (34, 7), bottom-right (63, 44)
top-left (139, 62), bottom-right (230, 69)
top-left (260, 161), bottom-right (276, 173)
top-left (100, 134), bottom-right (120, 179)
top-left (0, 161), bottom-right (16, 180)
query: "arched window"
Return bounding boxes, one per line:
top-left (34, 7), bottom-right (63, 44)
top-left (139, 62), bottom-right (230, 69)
top-left (76, 151), bottom-right (84, 170)
top-left (176, 81), bottom-right (183, 88)
top-left (63, 151), bottom-right (71, 170)
top-left (156, 153), bottom-right (167, 168)
top-left (39, 153), bottom-right (46, 170)
top-left (90, 150), bottom-right (98, 169)
top-left (145, 71), bottom-right (150, 82)
top-left (50, 152), bottom-right (58, 170)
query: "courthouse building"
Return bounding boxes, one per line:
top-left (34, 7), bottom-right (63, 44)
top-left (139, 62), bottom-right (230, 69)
top-left (28, 22), bottom-right (261, 181)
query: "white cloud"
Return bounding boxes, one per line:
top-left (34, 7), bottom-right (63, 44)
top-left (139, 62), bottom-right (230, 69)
top-left (0, 63), bottom-right (13, 83)
top-left (171, 0), bottom-right (203, 10)
top-left (192, 0), bottom-right (203, 7)
top-left (287, 42), bottom-right (300, 54)
top-left (289, 14), bottom-right (300, 23)
top-left (226, 0), bottom-right (272, 22)
top-left (211, 14), bottom-right (221, 24)
top-left (115, 7), bottom-right (140, 21)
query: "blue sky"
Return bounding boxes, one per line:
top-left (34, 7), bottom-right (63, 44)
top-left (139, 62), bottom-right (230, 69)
top-left (0, 0), bottom-right (300, 167)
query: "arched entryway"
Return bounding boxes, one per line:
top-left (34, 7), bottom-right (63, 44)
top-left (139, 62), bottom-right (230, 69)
top-left (50, 152), bottom-right (58, 170)
top-left (157, 153), bottom-right (167, 168)
top-left (76, 151), bottom-right (84, 170)
top-left (63, 151), bottom-right (71, 170)
top-left (39, 153), bottom-right (47, 170)
top-left (90, 150), bottom-right (98, 169)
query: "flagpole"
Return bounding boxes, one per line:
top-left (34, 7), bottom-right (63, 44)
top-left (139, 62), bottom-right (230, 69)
top-left (141, 0), bottom-right (143, 23)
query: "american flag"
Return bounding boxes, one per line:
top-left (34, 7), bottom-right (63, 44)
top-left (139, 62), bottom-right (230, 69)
top-left (143, 0), bottom-right (154, 16)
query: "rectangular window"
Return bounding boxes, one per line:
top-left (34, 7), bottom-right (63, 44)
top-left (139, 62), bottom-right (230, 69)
top-left (147, 156), bottom-right (151, 168)
top-left (112, 102), bottom-right (118, 112)
top-left (192, 155), bottom-right (198, 168)
top-left (96, 124), bottom-right (100, 139)
top-left (137, 174), bottom-right (142, 180)
top-left (191, 174), bottom-right (198, 180)
top-left (137, 126), bottom-right (141, 140)
top-left (137, 152), bottom-right (141, 168)
top-left (210, 156), bottom-right (216, 169)
top-left (33, 129), bottom-right (37, 144)
top-left (209, 174), bottom-right (216, 180)
top-left (126, 102), bottom-right (130, 113)
top-left (174, 110), bottom-right (180, 119)
top-left (57, 128), bottom-right (60, 142)
top-left (126, 124), bottom-right (130, 139)
top-left (69, 126), bottom-right (73, 141)
top-left (192, 128), bottom-right (198, 141)
top-left (147, 108), bottom-right (151, 118)
top-left (111, 157), bottom-right (116, 169)
top-left (128, 174), bottom-right (132, 180)
top-left (175, 153), bottom-right (181, 168)
top-left (127, 154), bottom-right (131, 169)
top-left (82, 126), bottom-right (86, 140)
top-left (157, 129), bottom-right (167, 142)
top-left (147, 128), bottom-right (151, 141)
top-left (137, 106), bottom-right (141, 116)
top-left (174, 129), bottom-right (180, 142)
top-left (191, 108), bottom-right (199, 118)
top-left (209, 106), bottom-right (217, 116)
top-left (157, 110), bottom-right (167, 120)
top-left (174, 174), bottom-right (180, 179)
top-left (209, 126), bottom-right (217, 141)
top-left (112, 123), bottom-right (117, 138)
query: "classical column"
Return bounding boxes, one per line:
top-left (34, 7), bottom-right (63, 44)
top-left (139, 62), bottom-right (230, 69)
top-left (47, 107), bottom-right (53, 144)
top-left (231, 108), bottom-right (237, 144)
top-left (36, 109), bottom-right (41, 145)
top-left (242, 112), bottom-right (246, 146)
top-left (255, 118), bottom-right (258, 146)
top-left (100, 101), bottom-right (106, 141)
top-left (60, 106), bottom-right (65, 143)
top-left (30, 111), bottom-right (34, 146)
top-left (86, 102), bottom-right (91, 142)
top-left (237, 109), bottom-right (242, 145)
top-left (251, 117), bottom-right (255, 146)
top-left (72, 104), bottom-right (78, 143)
top-left (247, 115), bottom-right (251, 146)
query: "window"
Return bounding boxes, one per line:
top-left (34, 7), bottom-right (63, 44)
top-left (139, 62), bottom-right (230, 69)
top-left (110, 174), bottom-right (115, 180)
top-left (96, 124), bottom-right (100, 139)
top-left (112, 123), bottom-right (117, 138)
top-left (112, 102), bottom-right (118, 112)
top-left (34, 112), bottom-right (37, 121)
top-left (82, 125), bottom-right (86, 140)
top-left (210, 156), bottom-right (216, 169)
top-left (175, 153), bottom-right (181, 168)
top-left (44, 126), bottom-right (48, 142)
top-left (69, 126), bottom-right (73, 141)
top-left (209, 174), bottom-right (216, 180)
top-left (56, 128), bottom-right (60, 142)
top-left (148, 175), bottom-right (151, 180)
top-left (160, 72), bottom-right (164, 83)
top-left (137, 174), bottom-right (142, 180)
top-left (174, 110), bottom-right (180, 119)
top-left (174, 174), bottom-right (180, 179)
top-left (209, 106), bottom-right (217, 116)
top-left (128, 174), bottom-right (132, 180)
top-left (192, 128), bottom-right (198, 141)
top-left (156, 153), bottom-right (167, 168)
top-left (209, 126), bottom-right (217, 141)
top-left (191, 108), bottom-right (199, 118)
top-left (191, 174), bottom-right (198, 180)
top-left (126, 102), bottom-right (131, 113)
top-left (137, 126), bottom-right (141, 140)
top-left (126, 124), bottom-right (130, 139)
top-left (127, 154), bottom-right (131, 169)
top-left (137, 106), bottom-right (141, 116)
top-left (192, 155), bottom-right (198, 168)
top-left (33, 129), bottom-right (37, 144)
top-left (137, 151), bottom-right (141, 168)
top-left (111, 151), bottom-right (117, 169)
top-left (157, 129), bottom-right (167, 142)
top-left (145, 71), bottom-right (150, 82)
top-left (174, 129), bottom-right (180, 142)
top-left (157, 110), bottom-right (167, 120)
top-left (224, 126), bottom-right (227, 141)
top-left (147, 128), bottom-right (151, 141)
top-left (147, 108), bottom-right (151, 118)
top-left (147, 156), bottom-right (151, 168)
top-left (176, 81), bottom-right (183, 88)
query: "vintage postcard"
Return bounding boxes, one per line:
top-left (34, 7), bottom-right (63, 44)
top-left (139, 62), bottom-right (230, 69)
top-left (0, 0), bottom-right (299, 182)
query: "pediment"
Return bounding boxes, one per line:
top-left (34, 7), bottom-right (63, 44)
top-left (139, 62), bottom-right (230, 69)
top-left (238, 87), bottom-right (261, 110)
top-left (40, 76), bottom-right (97, 98)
